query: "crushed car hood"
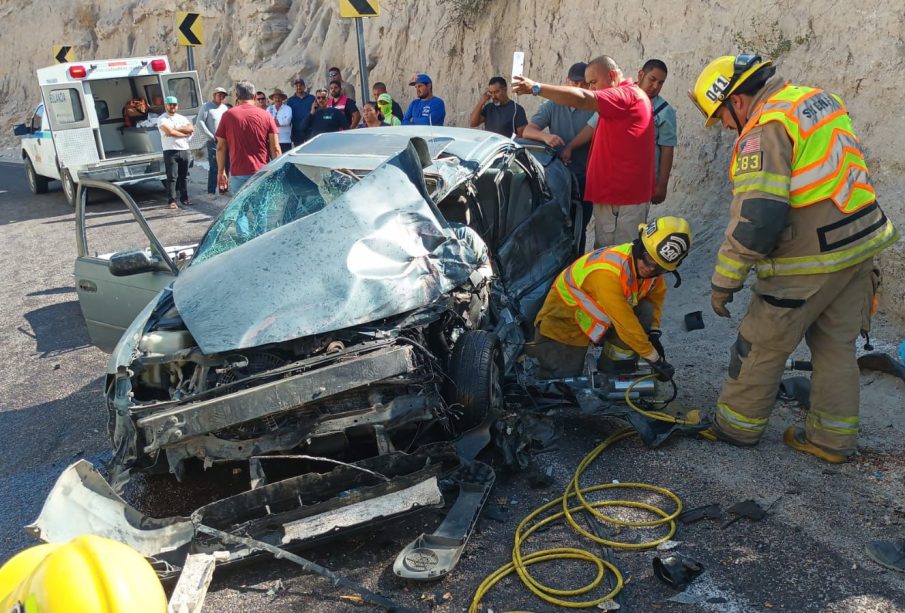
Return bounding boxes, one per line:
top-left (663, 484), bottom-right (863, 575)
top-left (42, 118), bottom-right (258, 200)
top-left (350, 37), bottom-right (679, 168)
top-left (173, 142), bottom-right (476, 354)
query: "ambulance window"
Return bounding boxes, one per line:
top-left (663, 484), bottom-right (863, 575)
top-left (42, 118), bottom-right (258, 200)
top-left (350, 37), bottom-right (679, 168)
top-left (47, 88), bottom-right (85, 124)
top-left (164, 77), bottom-right (198, 108)
top-left (30, 106), bottom-right (44, 131)
top-left (144, 84), bottom-right (163, 107)
top-left (94, 100), bottom-right (109, 121)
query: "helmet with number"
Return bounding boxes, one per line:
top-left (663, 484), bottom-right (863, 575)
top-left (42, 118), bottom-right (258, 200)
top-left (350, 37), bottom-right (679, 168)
top-left (0, 535), bottom-right (167, 613)
top-left (689, 54), bottom-right (773, 127)
top-left (637, 217), bottom-right (692, 272)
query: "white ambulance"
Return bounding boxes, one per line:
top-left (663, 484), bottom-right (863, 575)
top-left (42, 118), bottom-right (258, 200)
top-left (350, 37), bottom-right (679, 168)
top-left (15, 56), bottom-right (203, 205)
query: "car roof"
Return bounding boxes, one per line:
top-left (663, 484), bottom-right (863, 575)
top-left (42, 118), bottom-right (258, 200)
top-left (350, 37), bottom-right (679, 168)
top-left (286, 126), bottom-right (511, 171)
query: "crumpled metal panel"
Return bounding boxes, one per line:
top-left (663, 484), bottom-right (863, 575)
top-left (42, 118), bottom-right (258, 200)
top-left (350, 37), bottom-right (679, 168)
top-left (173, 142), bottom-right (477, 354)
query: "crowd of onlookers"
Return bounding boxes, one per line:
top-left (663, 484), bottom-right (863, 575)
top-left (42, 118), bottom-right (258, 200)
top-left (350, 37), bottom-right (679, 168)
top-left (163, 57), bottom-right (675, 224)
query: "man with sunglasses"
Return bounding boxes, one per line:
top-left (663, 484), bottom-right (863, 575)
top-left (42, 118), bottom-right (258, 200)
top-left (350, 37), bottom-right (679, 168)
top-left (690, 54), bottom-right (899, 462)
top-left (300, 88), bottom-right (348, 141)
top-left (527, 216), bottom-right (691, 382)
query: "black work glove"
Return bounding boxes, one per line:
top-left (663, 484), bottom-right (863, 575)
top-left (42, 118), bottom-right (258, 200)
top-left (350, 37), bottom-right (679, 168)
top-left (647, 356), bottom-right (675, 382)
top-left (648, 329), bottom-right (665, 359)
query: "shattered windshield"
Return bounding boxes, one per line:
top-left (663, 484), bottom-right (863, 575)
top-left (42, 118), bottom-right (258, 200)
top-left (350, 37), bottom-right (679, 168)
top-left (192, 161), bottom-right (362, 265)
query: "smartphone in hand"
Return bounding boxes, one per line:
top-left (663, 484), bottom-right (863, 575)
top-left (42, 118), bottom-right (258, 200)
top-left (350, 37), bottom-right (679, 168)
top-left (512, 51), bottom-right (525, 80)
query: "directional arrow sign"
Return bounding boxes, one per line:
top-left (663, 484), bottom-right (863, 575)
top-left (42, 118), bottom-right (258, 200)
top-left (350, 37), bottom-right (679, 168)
top-left (176, 12), bottom-right (204, 46)
top-left (339, 0), bottom-right (379, 18)
top-left (53, 45), bottom-right (74, 64)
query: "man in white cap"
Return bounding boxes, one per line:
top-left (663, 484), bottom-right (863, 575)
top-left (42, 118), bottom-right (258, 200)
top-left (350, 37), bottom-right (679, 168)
top-left (158, 96), bottom-right (194, 209)
top-left (195, 87), bottom-right (230, 195)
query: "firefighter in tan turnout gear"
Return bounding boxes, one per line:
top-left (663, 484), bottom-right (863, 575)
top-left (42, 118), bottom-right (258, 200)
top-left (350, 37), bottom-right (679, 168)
top-left (690, 54), bottom-right (899, 462)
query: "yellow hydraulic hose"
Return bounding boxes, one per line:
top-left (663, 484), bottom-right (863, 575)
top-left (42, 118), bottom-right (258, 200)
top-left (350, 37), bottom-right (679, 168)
top-left (470, 423), bottom-right (682, 610)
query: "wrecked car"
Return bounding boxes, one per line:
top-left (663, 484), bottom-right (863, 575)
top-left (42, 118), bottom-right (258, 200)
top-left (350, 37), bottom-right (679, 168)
top-left (73, 127), bottom-right (581, 488)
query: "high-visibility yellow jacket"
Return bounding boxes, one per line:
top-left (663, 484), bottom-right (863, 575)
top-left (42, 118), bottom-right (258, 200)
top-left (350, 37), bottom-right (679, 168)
top-left (713, 75), bottom-right (898, 291)
top-left (535, 243), bottom-right (664, 360)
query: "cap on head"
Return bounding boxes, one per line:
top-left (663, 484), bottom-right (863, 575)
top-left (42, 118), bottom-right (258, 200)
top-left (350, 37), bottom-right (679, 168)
top-left (164, 96), bottom-right (178, 104)
top-left (409, 73), bottom-right (432, 86)
top-left (212, 87), bottom-right (228, 95)
top-left (638, 216), bottom-right (692, 271)
top-left (292, 77), bottom-right (305, 85)
top-left (377, 92), bottom-right (393, 104)
top-left (567, 62), bottom-right (588, 82)
top-left (689, 54), bottom-right (773, 127)
top-left (269, 88), bottom-right (287, 100)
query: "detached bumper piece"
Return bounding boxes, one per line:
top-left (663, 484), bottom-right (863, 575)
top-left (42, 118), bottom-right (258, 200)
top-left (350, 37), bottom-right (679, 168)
top-left (393, 460), bottom-right (494, 581)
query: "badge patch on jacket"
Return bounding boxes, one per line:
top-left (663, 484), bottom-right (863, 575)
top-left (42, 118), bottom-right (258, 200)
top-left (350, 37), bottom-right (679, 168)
top-left (735, 134), bottom-right (762, 175)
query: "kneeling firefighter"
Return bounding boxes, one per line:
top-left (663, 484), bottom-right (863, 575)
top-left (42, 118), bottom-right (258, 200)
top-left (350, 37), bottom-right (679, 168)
top-left (689, 54), bottom-right (899, 462)
top-left (527, 216), bottom-right (692, 381)
top-left (0, 534), bottom-right (167, 613)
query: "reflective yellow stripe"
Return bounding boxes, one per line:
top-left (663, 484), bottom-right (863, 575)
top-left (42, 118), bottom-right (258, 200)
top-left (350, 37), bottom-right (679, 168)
top-left (716, 403), bottom-right (769, 434)
top-left (806, 409), bottom-right (859, 435)
top-left (756, 220), bottom-right (899, 277)
top-left (715, 253), bottom-right (751, 280)
top-left (733, 171), bottom-right (791, 198)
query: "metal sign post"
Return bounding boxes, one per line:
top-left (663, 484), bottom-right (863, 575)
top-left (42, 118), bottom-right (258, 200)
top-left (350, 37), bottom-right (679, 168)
top-left (338, 0), bottom-right (379, 104)
top-left (355, 18), bottom-right (369, 103)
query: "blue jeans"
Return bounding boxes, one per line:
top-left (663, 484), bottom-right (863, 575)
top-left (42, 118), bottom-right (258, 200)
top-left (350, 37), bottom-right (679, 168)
top-left (207, 140), bottom-right (229, 194)
top-left (230, 174), bottom-right (252, 194)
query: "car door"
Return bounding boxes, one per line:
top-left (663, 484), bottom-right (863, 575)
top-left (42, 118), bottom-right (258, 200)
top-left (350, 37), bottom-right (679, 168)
top-left (493, 148), bottom-right (579, 325)
top-left (74, 181), bottom-right (181, 352)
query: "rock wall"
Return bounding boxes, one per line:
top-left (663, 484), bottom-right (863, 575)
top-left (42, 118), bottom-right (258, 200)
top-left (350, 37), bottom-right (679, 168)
top-left (2, 0), bottom-right (903, 318)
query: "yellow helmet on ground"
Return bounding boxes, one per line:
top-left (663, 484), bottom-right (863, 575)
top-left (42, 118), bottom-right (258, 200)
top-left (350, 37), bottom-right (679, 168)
top-left (0, 535), bottom-right (167, 613)
top-left (638, 216), bottom-right (692, 271)
top-left (689, 54), bottom-right (773, 127)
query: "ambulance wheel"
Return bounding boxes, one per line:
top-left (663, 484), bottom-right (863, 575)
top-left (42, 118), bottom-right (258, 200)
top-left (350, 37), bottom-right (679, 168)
top-left (62, 169), bottom-right (77, 207)
top-left (25, 158), bottom-right (49, 194)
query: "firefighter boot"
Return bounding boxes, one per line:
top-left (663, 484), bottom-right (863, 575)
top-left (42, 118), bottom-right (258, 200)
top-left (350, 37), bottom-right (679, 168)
top-left (783, 426), bottom-right (850, 464)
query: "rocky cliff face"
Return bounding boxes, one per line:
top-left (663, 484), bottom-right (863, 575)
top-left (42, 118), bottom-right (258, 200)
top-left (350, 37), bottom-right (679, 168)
top-left (2, 0), bottom-right (903, 317)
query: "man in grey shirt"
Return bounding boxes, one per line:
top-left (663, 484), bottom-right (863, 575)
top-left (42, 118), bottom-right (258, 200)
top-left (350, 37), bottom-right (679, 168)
top-left (522, 62), bottom-right (595, 252)
top-left (196, 87), bottom-right (230, 194)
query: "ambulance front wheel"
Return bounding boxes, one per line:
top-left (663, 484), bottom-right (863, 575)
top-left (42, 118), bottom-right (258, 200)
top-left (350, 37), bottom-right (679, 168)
top-left (61, 169), bottom-right (77, 207)
top-left (25, 158), bottom-right (49, 194)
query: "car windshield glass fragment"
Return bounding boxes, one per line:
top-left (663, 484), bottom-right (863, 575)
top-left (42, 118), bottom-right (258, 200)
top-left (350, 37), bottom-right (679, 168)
top-left (192, 161), bottom-right (360, 264)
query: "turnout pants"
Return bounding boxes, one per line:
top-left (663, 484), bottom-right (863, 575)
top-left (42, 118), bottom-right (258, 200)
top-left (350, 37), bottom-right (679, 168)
top-left (714, 259), bottom-right (877, 453)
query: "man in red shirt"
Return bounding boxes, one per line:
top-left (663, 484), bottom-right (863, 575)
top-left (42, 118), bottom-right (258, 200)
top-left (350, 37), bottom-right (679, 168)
top-left (215, 80), bottom-right (281, 194)
top-left (513, 56), bottom-right (654, 249)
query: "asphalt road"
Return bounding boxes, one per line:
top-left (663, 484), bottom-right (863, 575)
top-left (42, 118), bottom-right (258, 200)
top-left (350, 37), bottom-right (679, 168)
top-left (1, 159), bottom-right (905, 612)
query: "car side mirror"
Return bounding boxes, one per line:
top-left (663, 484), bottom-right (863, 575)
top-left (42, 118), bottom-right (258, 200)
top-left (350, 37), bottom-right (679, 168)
top-left (109, 249), bottom-right (168, 276)
top-left (13, 124), bottom-right (29, 136)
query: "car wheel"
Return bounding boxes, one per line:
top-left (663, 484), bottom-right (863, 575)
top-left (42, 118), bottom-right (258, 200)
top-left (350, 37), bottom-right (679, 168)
top-left (445, 330), bottom-right (504, 432)
top-left (61, 169), bottom-right (77, 207)
top-left (25, 158), bottom-right (49, 194)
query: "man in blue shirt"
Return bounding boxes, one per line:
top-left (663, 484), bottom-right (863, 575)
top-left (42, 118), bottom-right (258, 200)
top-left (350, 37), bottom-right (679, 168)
top-left (403, 74), bottom-right (446, 126)
top-left (287, 77), bottom-right (315, 147)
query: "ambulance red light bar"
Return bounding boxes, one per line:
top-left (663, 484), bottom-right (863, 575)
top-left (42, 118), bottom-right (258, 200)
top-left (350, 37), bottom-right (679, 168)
top-left (68, 65), bottom-right (87, 79)
top-left (150, 59), bottom-right (167, 72)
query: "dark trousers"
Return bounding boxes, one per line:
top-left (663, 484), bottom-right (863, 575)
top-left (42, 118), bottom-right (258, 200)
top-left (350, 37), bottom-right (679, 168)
top-left (206, 140), bottom-right (229, 194)
top-left (163, 149), bottom-right (190, 203)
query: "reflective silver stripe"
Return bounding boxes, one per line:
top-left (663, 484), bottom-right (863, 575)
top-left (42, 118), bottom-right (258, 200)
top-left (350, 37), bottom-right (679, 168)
top-left (563, 267), bottom-right (611, 325)
top-left (716, 403), bottom-right (768, 434)
top-left (587, 322), bottom-right (607, 342)
top-left (806, 410), bottom-right (859, 435)
top-left (790, 132), bottom-right (865, 193)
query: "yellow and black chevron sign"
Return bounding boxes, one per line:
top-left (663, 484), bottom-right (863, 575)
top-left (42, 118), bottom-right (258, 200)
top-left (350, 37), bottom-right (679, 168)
top-left (176, 12), bottom-right (204, 46)
top-left (53, 45), bottom-right (75, 64)
top-left (339, 0), bottom-right (379, 18)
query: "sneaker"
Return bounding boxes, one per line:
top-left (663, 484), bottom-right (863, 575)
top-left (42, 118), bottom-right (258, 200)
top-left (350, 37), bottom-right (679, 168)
top-left (181, 199), bottom-right (192, 207)
top-left (865, 539), bottom-right (905, 572)
top-left (783, 426), bottom-right (849, 463)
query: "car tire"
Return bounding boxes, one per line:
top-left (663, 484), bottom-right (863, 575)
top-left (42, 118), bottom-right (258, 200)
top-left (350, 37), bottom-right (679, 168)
top-left (25, 158), bottom-right (49, 194)
top-left (61, 169), bottom-right (77, 207)
top-left (445, 330), bottom-right (504, 432)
